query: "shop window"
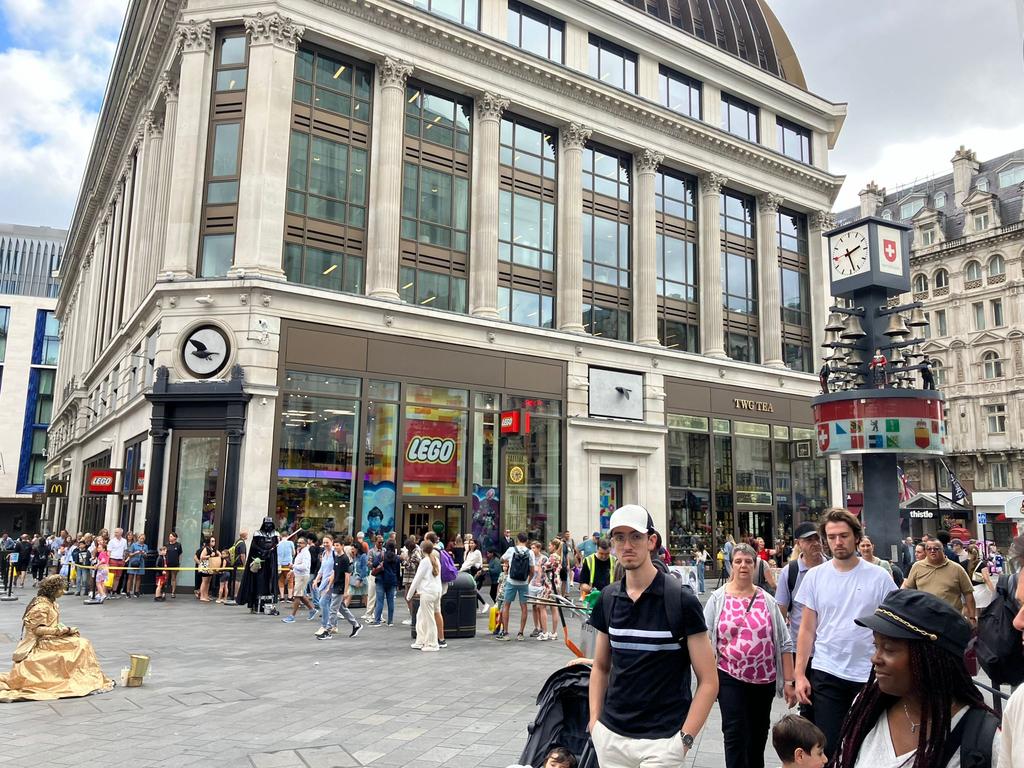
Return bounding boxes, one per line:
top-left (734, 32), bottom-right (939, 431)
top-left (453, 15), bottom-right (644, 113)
top-left (582, 143), bottom-right (631, 340)
top-left (498, 116), bottom-right (556, 327)
top-left (502, 407), bottom-right (561, 547)
top-left (720, 93), bottom-right (758, 142)
top-left (362, 400), bottom-right (399, 539)
top-left (401, 84), bottom-right (472, 312)
top-left (588, 35), bottom-right (637, 93)
top-left (714, 435), bottom-right (734, 546)
top-left (402, 406), bottom-right (467, 497)
top-left (776, 118), bottom-right (811, 164)
top-left (656, 169), bottom-right (699, 351)
top-left (658, 66), bottom-right (701, 119)
top-left (406, 384), bottom-right (468, 407)
top-left (199, 30), bottom-right (249, 277)
top-left (667, 426), bottom-right (711, 562)
top-left (507, 1), bottom-right (563, 63)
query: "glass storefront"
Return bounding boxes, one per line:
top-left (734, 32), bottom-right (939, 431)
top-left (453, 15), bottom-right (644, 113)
top-left (668, 415), bottom-right (828, 568)
top-left (274, 371), bottom-right (563, 551)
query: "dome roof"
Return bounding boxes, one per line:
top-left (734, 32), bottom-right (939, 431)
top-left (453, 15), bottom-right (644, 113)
top-left (620, 0), bottom-right (807, 89)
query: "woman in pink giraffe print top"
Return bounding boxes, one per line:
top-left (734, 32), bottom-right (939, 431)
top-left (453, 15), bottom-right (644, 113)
top-left (704, 543), bottom-right (795, 768)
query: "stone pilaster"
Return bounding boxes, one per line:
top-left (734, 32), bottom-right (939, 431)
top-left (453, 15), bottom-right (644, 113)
top-left (809, 210), bottom-right (836, 369)
top-left (162, 20), bottom-right (213, 278)
top-left (231, 12), bottom-right (305, 279)
top-left (757, 192), bottom-right (785, 368)
top-left (153, 74), bottom-right (177, 282)
top-left (633, 149), bottom-right (662, 346)
top-left (469, 92), bottom-right (510, 318)
top-left (557, 123), bottom-right (591, 333)
top-left (367, 57), bottom-right (414, 300)
top-left (699, 171), bottom-right (727, 358)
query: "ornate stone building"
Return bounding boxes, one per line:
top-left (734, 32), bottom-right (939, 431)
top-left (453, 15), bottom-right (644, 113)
top-left (836, 147), bottom-right (1024, 540)
top-left (47, 0), bottom-right (846, 579)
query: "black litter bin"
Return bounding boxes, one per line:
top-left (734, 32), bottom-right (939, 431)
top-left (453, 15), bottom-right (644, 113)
top-left (410, 572), bottom-right (478, 640)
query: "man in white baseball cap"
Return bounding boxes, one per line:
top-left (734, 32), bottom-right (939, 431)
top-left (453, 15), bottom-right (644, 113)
top-left (587, 505), bottom-right (718, 767)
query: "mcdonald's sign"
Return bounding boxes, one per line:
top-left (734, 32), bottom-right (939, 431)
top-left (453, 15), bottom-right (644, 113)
top-left (45, 479), bottom-right (68, 498)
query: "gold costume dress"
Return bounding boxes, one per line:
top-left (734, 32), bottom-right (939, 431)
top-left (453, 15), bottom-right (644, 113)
top-left (0, 597), bottom-right (114, 702)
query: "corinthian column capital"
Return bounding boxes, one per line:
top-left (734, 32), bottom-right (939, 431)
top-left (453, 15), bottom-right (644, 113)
top-left (477, 92), bottom-right (510, 121)
top-left (811, 210), bottom-right (837, 232)
top-left (758, 192), bottom-right (784, 216)
top-left (561, 123), bottom-right (592, 151)
top-left (635, 149), bottom-right (663, 174)
top-left (244, 11), bottom-right (305, 49)
top-left (380, 57), bottom-right (414, 89)
top-left (700, 171), bottom-right (727, 196)
top-left (176, 19), bottom-right (212, 53)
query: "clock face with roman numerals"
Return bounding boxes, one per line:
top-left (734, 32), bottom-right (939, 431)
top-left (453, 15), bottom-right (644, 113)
top-left (182, 325), bottom-right (229, 378)
top-left (830, 227), bottom-right (870, 280)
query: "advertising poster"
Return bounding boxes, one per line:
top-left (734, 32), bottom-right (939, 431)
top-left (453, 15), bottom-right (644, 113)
top-left (362, 480), bottom-right (396, 537)
top-left (472, 485), bottom-right (500, 555)
top-left (404, 419), bottom-right (460, 483)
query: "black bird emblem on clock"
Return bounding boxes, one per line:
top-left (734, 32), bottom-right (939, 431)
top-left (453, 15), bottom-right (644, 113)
top-left (188, 338), bottom-right (220, 360)
top-left (182, 325), bottom-right (229, 378)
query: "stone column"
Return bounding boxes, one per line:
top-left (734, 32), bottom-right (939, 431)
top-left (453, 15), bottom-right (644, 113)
top-left (138, 112), bottom-right (163, 301)
top-left (809, 211), bottom-right (836, 368)
top-left (152, 75), bottom-right (177, 283)
top-left (757, 192), bottom-right (785, 368)
top-left (162, 20), bottom-right (213, 278)
top-left (366, 57), bottom-right (413, 300)
top-left (557, 123), bottom-right (591, 333)
top-left (231, 12), bottom-right (305, 279)
top-left (698, 171), bottom-right (727, 358)
top-left (633, 149), bottom-right (662, 346)
top-left (469, 92), bottom-right (509, 319)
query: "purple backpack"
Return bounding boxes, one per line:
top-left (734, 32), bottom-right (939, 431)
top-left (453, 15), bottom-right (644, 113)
top-left (438, 549), bottom-right (459, 583)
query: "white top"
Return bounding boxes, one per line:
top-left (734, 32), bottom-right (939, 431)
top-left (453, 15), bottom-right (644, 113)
top-left (292, 547), bottom-right (310, 576)
top-left (798, 557), bottom-right (897, 682)
top-left (107, 536), bottom-right (128, 559)
top-left (407, 554), bottom-right (441, 598)
top-left (1000, 685), bottom-right (1022, 768)
top-left (501, 545), bottom-right (536, 585)
top-left (853, 707), bottom-right (1000, 768)
top-left (459, 549), bottom-right (482, 572)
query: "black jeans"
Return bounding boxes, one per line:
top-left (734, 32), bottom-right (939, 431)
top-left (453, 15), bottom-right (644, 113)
top-left (811, 669), bottom-right (865, 754)
top-left (717, 669), bottom-right (776, 768)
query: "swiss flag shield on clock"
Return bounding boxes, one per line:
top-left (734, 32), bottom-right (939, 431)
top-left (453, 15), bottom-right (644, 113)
top-left (882, 239), bottom-right (898, 262)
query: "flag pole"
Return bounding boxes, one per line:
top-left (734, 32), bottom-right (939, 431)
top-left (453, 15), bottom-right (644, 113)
top-left (933, 457), bottom-right (942, 523)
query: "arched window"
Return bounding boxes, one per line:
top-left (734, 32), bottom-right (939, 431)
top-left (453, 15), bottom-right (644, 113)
top-left (930, 359), bottom-right (946, 386)
top-left (988, 254), bottom-right (1005, 277)
top-left (934, 191), bottom-right (946, 208)
top-left (933, 269), bottom-right (949, 289)
top-left (913, 273), bottom-right (929, 293)
top-left (976, 177), bottom-right (989, 192)
top-left (983, 351), bottom-right (1003, 379)
top-left (965, 260), bottom-right (982, 282)
top-left (881, 209), bottom-right (892, 221)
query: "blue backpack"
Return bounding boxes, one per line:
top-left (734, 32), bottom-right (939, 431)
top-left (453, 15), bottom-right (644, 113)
top-left (438, 548), bottom-right (459, 583)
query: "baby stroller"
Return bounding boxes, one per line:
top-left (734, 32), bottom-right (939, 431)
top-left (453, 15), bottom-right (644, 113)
top-left (518, 665), bottom-right (598, 768)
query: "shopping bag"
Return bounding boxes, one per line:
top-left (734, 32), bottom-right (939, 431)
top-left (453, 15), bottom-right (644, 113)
top-left (70, 566), bottom-right (77, 581)
top-left (105, 569), bottom-right (115, 588)
top-left (488, 605), bottom-right (498, 633)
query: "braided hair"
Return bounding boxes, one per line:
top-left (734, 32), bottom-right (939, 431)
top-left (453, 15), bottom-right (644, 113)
top-left (829, 640), bottom-right (990, 768)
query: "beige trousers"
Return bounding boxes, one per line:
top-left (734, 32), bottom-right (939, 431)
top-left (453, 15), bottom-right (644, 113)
top-left (591, 720), bottom-right (689, 768)
top-left (414, 592), bottom-right (440, 649)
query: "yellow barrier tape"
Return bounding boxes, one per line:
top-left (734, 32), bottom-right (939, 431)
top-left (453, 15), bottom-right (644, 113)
top-left (71, 563), bottom-right (292, 572)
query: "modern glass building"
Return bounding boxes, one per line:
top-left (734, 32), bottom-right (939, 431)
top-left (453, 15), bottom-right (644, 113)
top-left (48, 0), bottom-right (846, 571)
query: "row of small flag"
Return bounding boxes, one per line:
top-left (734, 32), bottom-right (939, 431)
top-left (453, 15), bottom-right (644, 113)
top-left (897, 461), bottom-right (969, 504)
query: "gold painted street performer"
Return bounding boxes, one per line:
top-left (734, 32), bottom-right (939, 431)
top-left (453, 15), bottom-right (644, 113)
top-left (0, 575), bottom-right (114, 702)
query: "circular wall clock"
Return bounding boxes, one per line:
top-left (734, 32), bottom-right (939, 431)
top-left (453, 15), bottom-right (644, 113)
top-left (181, 325), bottom-right (230, 379)
top-left (830, 228), bottom-right (870, 279)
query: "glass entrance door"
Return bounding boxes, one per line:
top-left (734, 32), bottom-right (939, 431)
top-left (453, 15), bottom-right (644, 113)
top-left (739, 510), bottom-right (775, 548)
top-left (168, 433), bottom-right (226, 588)
top-left (401, 502), bottom-right (466, 545)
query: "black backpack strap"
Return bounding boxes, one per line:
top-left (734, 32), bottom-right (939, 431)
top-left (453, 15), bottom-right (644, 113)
top-left (662, 574), bottom-right (686, 646)
top-left (786, 560), bottom-right (800, 610)
top-left (601, 580), bottom-right (622, 632)
top-left (939, 708), bottom-right (997, 768)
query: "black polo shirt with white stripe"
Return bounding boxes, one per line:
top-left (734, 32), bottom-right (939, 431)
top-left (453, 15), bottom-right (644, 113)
top-left (587, 571), bottom-right (707, 739)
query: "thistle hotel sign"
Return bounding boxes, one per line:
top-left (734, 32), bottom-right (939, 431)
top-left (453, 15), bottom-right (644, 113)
top-left (733, 398), bottom-right (775, 413)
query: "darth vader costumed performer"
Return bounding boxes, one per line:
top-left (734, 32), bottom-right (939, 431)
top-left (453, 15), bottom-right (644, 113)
top-left (235, 517), bottom-right (279, 613)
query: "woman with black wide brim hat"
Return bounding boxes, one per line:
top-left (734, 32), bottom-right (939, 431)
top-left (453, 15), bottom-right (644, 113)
top-left (829, 589), bottom-right (999, 767)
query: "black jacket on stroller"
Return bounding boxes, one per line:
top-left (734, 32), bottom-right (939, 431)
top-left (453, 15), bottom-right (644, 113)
top-left (519, 664), bottom-right (598, 768)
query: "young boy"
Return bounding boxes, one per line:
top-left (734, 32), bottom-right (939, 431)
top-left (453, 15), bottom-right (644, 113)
top-left (771, 715), bottom-right (827, 768)
top-left (154, 546), bottom-right (169, 602)
top-left (71, 539), bottom-right (91, 596)
top-left (492, 559), bottom-right (509, 638)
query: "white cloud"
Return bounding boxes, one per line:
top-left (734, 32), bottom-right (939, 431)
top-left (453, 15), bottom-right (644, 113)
top-left (0, 0), bottom-right (126, 228)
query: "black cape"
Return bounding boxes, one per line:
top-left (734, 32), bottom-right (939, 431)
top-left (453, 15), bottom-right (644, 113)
top-left (235, 532), bottom-right (278, 610)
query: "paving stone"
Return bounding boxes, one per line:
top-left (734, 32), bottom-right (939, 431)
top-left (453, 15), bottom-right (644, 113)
top-left (248, 751), bottom-right (305, 768)
top-left (296, 745), bottom-right (360, 768)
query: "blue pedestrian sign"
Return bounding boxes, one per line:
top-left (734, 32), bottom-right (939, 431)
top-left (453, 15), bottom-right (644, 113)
top-left (976, 513), bottom-right (987, 525)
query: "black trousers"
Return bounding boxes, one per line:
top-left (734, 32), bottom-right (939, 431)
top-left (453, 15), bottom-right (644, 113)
top-left (717, 669), bottom-right (776, 768)
top-left (811, 669), bottom-right (865, 754)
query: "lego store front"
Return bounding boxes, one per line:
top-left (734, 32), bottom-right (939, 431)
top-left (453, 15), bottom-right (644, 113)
top-left (273, 327), bottom-right (565, 554)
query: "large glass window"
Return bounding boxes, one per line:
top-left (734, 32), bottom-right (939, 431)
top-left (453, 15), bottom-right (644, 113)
top-left (411, 0), bottom-right (479, 28)
top-left (721, 93), bottom-right (759, 142)
top-left (667, 425), bottom-right (711, 560)
top-left (714, 435), bottom-right (734, 549)
top-left (401, 84), bottom-right (472, 312)
top-left (658, 66), bottom-right (701, 119)
top-left (38, 310), bottom-right (60, 365)
top-left (588, 35), bottom-right (637, 93)
top-left (776, 118), bottom-right (811, 164)
top-left (498, 116), bottom-right (557, 327)
top-left (507, 1), bottom-right (562, 63)
top-left (656, 170), bottom-right (698, 351)
top-left (403, 395), bottom-right (468, 498)
top-left (582, 144), bottom-right (631, 340)
top-left (779, 209), bottom-right (811, 371)
top-left (503, 396), bottom-right (561, 547)
top-left (0, 306), bottom-right (8, 362)
top-left (734, 437), bottom-right (772, 505)
top-left (721, 190), bottom-right (758, 362)
top-left (199, 30), bottom-right (249, 277)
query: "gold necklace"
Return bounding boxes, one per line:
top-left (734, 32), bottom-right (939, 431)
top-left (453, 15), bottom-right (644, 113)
top-left (902, 703), bottom-right (920, 734)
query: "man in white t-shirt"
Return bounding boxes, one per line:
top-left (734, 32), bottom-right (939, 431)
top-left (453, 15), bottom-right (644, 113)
top-left (1001, 569), bottom-right (1024, 768)
top-left (794, 508), bottom-right (896, 754)
top-left (500, 532), bottom-right (536, 641)
top-left (107, 528), bottom-right (128, 597)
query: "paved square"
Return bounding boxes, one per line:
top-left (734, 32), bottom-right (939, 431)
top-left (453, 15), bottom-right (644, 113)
top-left (0, 591), bottom-right (788, 767)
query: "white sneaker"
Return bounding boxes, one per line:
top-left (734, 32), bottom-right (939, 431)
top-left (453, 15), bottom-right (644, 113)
top-left (401, 618), bottom-right (412, 625)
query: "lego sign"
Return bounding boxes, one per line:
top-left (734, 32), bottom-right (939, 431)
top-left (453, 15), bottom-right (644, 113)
top-left (403, 420), bottom-right (459, 483)
top-left (499, 410), bottom-right (531, 436)
top-left (87, 469), bottom-right (119, 494)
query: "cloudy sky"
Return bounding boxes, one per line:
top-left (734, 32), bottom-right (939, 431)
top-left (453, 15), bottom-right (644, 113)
top-left (0, 0), bottom-right (1022, 228)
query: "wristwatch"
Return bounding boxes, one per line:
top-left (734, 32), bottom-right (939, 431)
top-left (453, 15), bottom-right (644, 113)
top-left (681, 732), bottom-right (695, 750)
top-left (784, 680), bottom-right (796, 687)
